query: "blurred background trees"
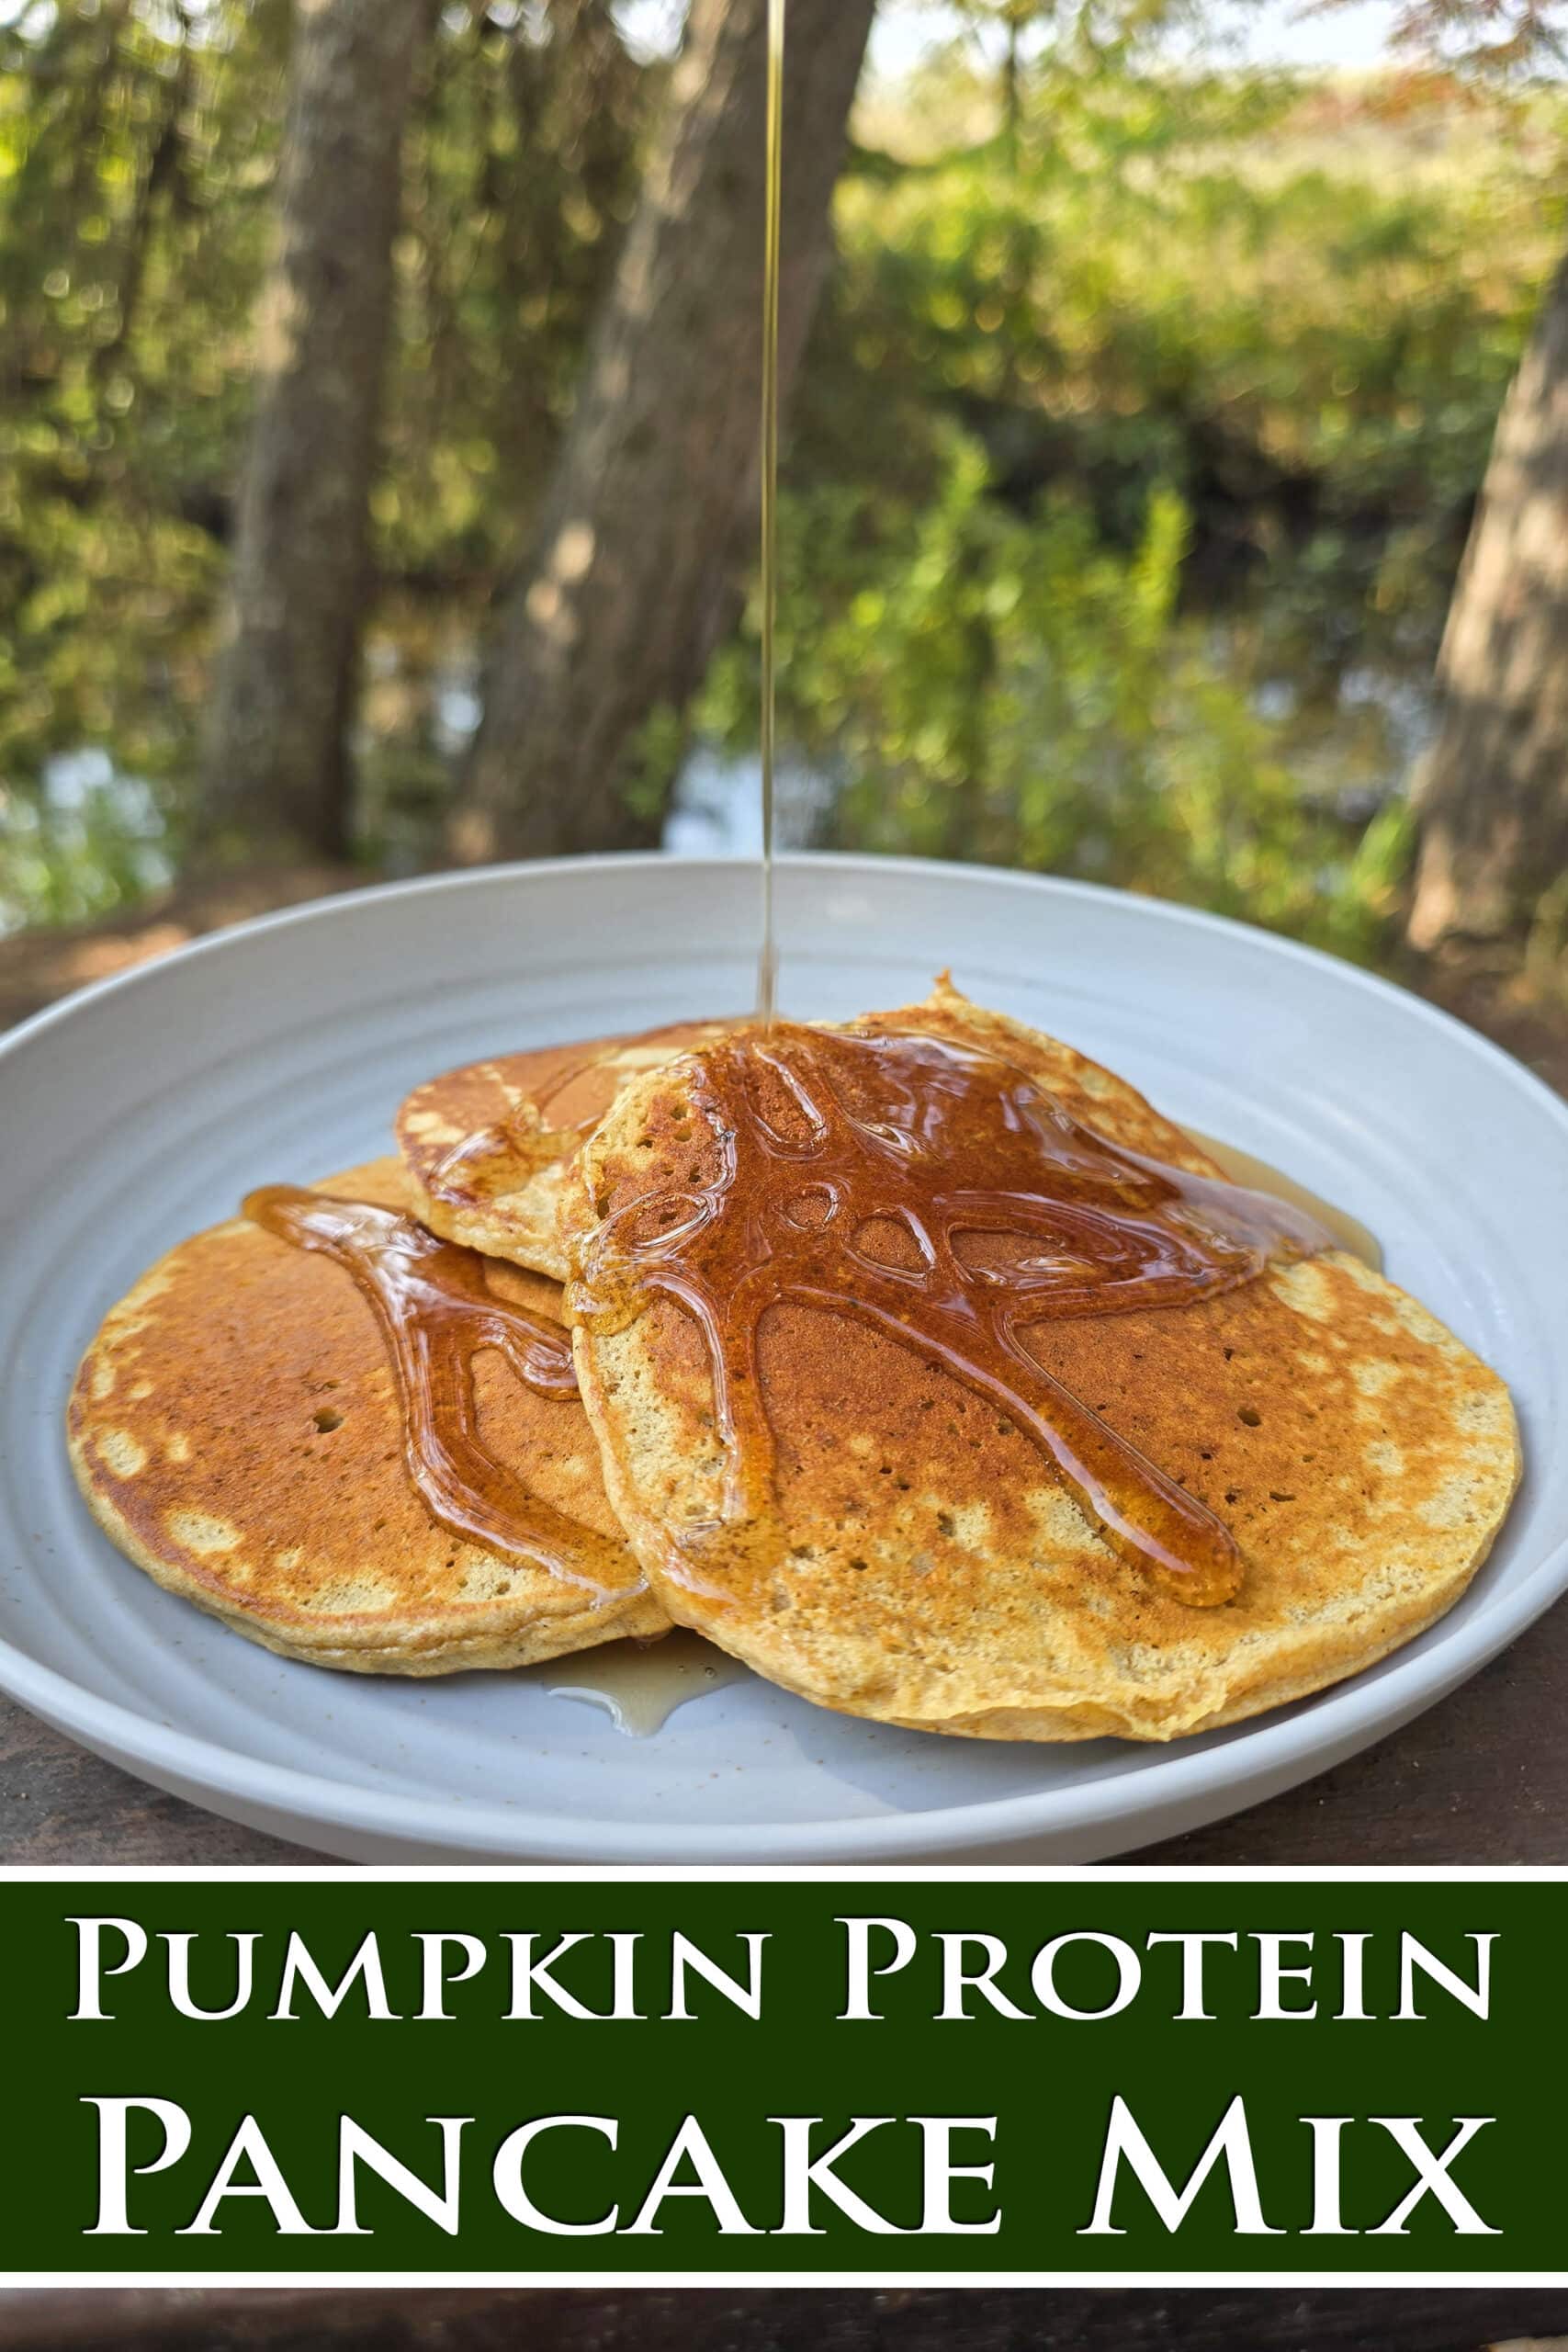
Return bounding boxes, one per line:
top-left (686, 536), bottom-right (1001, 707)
top-left (1, 0), bottom-right (1566, 1010)
top-left (198, 0), bottom-right (437, 863)
top-left (449, 0), bottom-right (877, 864)
top-left (1407, 243), bottom-right (1568, 953)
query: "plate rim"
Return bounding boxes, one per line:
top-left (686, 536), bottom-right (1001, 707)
top-left (5, 849), bottom-right (1566, 1860)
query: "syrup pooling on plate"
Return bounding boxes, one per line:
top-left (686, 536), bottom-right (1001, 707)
top-left (244, 1186), bottom-right (631, 1595)
top-left (570, 1024), bottom-right (1337, 1607)
top-left (1184, 1129), bottom-right (1382, 1272)
top-left (537, 1629), bottom-right (755, 1736)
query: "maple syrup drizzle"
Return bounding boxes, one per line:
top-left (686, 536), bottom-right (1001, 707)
top-left (427, 1079), bottom-right (597, 1212)
top-left (243, 1186), bottom-right (629, 1595)
top-left (570, 1025), bottom-right (1337, 1608)
top-left (423, 1045), bottom-right (622, 1216)
top-left (424, 1024), bottom-right (745, 1218)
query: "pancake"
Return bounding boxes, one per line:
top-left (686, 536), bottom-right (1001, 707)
top-left (559, 982), bottom-right (1521, 1741)
top-left (67, 1159), bottom-right (666, 1674)
top-left (397, 1023), bottom-right (735, 1280)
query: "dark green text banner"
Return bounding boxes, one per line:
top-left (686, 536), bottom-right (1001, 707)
top-left (5, 1878), bottom-right (1558, 2273)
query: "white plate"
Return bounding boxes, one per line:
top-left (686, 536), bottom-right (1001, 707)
top-left (2, 854), bottom-right (1564, 1863)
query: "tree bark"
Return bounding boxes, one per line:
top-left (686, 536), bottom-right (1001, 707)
top-left (196, 0), bottom-right (434, 864)
top-left (448, 0), bottom-right (877, 866)
top-left (1407, 247), bottom-right (1568, 949)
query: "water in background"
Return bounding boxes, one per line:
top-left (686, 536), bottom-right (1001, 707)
top-left (663, 747), bottom-right (836, 858)
top-left (5, 630), bottom-right (1434, 935)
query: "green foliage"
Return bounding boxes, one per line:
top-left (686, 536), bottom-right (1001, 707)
top-left (0, 0), bottom-right (288, 913)
top-left (825, 55), bottom-right (1564, 648)
top-left (382, 0), bottom-right (651, 576)
top-left (0, 12), bottom-right (1561, 960)
top-left (0, 0), bottom-right (654, 927)
top-left (700, 433), bottom-right (1410, 956)
top-left (0, 749), bottom-right (172, 931)
top-left (728, 51), bottom-right (1561, 954)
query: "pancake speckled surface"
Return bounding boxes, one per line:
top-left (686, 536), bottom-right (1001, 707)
top-left (67, 1159), bottom-right (665, 1673)
top-left (397, 1023), bottom-right (733, 1280)
top-left (560, 983), bottom-right (1521, 1741)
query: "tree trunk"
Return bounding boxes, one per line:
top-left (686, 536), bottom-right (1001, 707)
top-left (196, 0), bottom-right (433, 864)
top-left (448, 0), bottom-right (877, 866)
top-left (1407, 248), bottom-right (1568, 950)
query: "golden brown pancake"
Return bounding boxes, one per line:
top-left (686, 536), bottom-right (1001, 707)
top-left (397, 1023), bottom-right (735, 1281)
top-left (67, 1159), bottom-right (665, 1674)
top-left (560, 982), bottom-right (1521, 1741)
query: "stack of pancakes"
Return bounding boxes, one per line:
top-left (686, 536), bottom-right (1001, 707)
top-left (67, 982), bottom-right (1520, 1742)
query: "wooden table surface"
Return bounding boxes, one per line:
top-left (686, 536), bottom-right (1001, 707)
top-left (1, 2289), bottom-right (1566, 2352)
